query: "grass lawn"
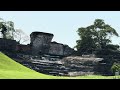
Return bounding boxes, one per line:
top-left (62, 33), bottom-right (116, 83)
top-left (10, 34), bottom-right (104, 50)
top-left (0, 52), bottom-right (119, 79)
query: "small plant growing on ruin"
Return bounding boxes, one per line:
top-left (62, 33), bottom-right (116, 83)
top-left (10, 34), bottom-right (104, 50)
top-left (111, 62), bottom-right (120, 75)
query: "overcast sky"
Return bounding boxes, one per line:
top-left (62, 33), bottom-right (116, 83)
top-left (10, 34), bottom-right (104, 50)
top-left (0, 11), bottom-right (120, 48)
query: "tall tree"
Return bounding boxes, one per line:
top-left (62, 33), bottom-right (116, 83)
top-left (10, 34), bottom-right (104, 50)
top-left (93, 19), bottom-right (119, 50)
top-left (75, 19), bottom-right (119, 55)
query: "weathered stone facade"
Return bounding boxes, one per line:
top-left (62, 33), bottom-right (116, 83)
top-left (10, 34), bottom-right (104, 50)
top-left (16, 44), bottom-right (31, 54)
top-left (63, 45), bottom-right (74, 56)
top-left (49, 42), bottom-right (64, 56)
top-left (49, 42), bottom-right (74, 56)
top-left (30, 32), bottom-right (75, 56)
top-left (61, 56), bottom-right (103, 76)
top-left (0, 38), bottom-right (17, 51)
top-left (30, 32), bottom-right (54, 55)
top-left (0, 31), bottom-right (74, 57)
top-left (0, 31), bottom-right (105, 76)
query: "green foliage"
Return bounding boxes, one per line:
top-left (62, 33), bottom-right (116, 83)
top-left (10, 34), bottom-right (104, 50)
top-left (106, 44), bottom-right (119, 51)
top-left (0, 18), bottom-right (15, 40)
top-left (75, 19), bottom-right (119, 55)
top-left (0, 18), bottom-right (29, 44)
top-left (111, 62), bottom-right (120, 75)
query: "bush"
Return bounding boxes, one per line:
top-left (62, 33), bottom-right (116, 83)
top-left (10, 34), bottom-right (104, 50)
top-left (111, 62), bottom-right (120, 75)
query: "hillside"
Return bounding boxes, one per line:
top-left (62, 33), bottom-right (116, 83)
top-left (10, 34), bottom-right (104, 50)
top-left (0, 52), bottom-right (58, 79)
top-left (0, 52), bottom-right (119, 79)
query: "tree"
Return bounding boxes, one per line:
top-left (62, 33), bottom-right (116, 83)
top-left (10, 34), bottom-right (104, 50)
top-left (76, 27), bottom-right (96, 54)
top-left (93, 19), bottom-right (119, 50)
top-left (0, 18), bottom-right (30, 44)
top-left (1, 24), bottom-right (7, 39)
top-left (6, 21), bottom-right (15, 40)
top-left (0, 18), bottom-right (15, 39)
top-left (14, 29), bottom-right (30, 44)
top-left (75, 19), bottom-right (119, 55)
top-left (111, 62), bottom-right (120, 75)
top-left (0, 18), bottom-right (7, 39)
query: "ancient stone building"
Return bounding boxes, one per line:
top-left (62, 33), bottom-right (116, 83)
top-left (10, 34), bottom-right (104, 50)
top-left (0, 31), bottom-right (74, 57)
top-left (30, 31), bottom-right (75, 56)
top-left (30, 32), bottom-right (54, 55)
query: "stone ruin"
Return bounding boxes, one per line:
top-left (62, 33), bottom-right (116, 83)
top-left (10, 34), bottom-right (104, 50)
top-left (15, 54), bottom-right (103, 76)
top-left (30, 31), bottom-right (75, 56)
top-left (30, 32), bottom-right (54, 55)
top-left (0, 31), bottom-right (104, 76)
top-left (16, 44), bottom-right (31, 54)
top-left (0, 31), bottom-right (75, 57)
top-left (0, 38), bottom-right (17, 51)
top-left (14, 32), bottom-right (103, 76)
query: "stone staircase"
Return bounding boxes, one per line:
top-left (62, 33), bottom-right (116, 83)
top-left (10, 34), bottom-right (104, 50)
top-left (21, 60), bottom-right (69, 76)
top-left (14, 55), bottom-right (103, 76)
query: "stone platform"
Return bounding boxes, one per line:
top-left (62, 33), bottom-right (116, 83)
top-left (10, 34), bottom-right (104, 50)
top-left (13, 55), bottom-right (103, 76)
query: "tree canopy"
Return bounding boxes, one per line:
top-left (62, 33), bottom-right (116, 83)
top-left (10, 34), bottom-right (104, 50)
top-left (0, 18), bottom-right (15, 40)
top-left (0, 18), bottom-right (30, 44)
top-left (75, 19), bottom-right (119, 55)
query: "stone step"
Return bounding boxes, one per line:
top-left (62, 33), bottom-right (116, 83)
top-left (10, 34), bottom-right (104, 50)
top-left (68, 71), bottom-right (94, 76)
top-left (22, 60), bottom-right (96, 76)
top-left (32, 63), bottom-right (62, 67)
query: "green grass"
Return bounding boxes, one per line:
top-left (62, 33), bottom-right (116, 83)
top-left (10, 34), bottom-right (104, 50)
top-left (0, 52), bottom-right (120, 79)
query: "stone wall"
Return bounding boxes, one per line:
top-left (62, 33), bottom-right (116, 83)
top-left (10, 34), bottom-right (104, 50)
top-left (30, 32), bottom-right (54, 55)
top-left (30, 31), bottom-right (75, 56)
top-left (0, 32), bottom-right (75, 57)
top-left (16, 44), bottom-right (31, 54)
top-left (49, 42), bottom-right (64, 56)
top-left (61, 56), bottom-right (103, 76)
top-left (0, 38), bottom-right (17, 51)
top-left (63, 45), bottom-right (74, 56)
top-left (49, 42), bottom-right (74, 56)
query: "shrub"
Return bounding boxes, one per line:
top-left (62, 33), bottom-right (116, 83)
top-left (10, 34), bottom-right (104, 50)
top-left (111, 62), bottom-right (120, 75)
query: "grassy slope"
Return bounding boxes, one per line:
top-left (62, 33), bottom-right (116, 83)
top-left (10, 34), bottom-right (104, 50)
top-left (0, 52), bottom-right (57, 79)
top-left (0, 52), bottom-right (119, 79)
